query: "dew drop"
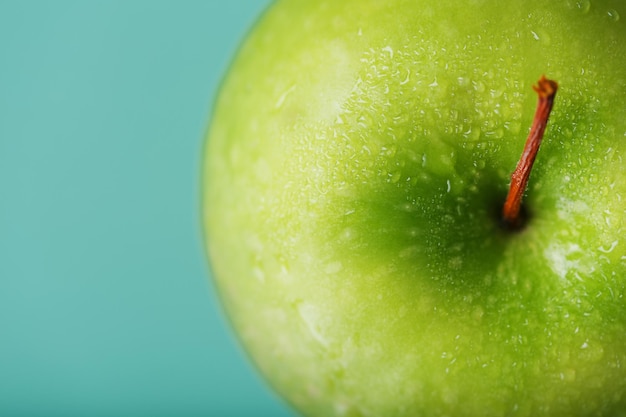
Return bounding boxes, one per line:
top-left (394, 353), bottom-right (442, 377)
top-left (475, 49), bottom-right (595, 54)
top-left (473, 81), bottom-right (486, 93)
top-left (340, 227), bottom-right (355, 241)
top-left (507, 121), bottom-right (522, 135)
top-left (474, 159), bottom-right (486, 169)
top-left (463, 126), bottom-right (481, 141)
top-left (576, 0), bottom-right (591, 13)
top-left (563, 128), bottom-right (574, 139)
top-left (389, 171), bottom-right (401, 183)
top-left (607, 8), bottom-right (620, 22)
top-left (457, 77), bottom-right (470, 87)
top-left (560, 369), bottom-right (577, 382)
top-left (472, 306), bottom-right (484, 321)
top-left (407, 227), bottom-right (419, 238)
top-left (580, 341), bottom-right (605, 362)
top-left (382, 45), bottom-right (394, 59)
top-left (399, 203), bottom-right (411, 212)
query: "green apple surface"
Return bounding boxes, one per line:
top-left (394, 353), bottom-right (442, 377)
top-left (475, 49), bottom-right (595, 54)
top-left (203, 1), bottom-right (626, 416)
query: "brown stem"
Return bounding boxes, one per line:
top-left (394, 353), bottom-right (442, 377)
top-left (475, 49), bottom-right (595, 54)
top-left (502, 75), bottom-right (558, 229)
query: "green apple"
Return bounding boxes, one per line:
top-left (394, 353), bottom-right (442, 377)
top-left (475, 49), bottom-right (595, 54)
top-left (202, 0), bottom-right (626, 416)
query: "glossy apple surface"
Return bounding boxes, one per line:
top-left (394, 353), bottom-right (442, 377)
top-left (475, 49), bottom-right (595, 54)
top-left (202, 1), bottom-right (626, 416)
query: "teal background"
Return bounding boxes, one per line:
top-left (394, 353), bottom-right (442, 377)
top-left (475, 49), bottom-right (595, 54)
top-left (0, 1), bottom-right (296, 416)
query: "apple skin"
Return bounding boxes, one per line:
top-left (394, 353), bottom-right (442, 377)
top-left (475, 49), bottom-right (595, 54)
top-left (202, 1), bottom-right (626, 416)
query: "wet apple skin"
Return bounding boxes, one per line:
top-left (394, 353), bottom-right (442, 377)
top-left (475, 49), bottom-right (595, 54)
top-left (203, 1), bottom-right (626, 416)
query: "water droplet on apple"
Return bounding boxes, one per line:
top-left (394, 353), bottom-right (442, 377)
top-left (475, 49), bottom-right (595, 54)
top-left (400, 202), bottom-right (414, 212)
top-left (504, 120), bottom-right (522, 135)
top-left (357, 112), bottom-right (374, 129)
top-left (457, 77), bottom-right (470, 87)
top-left (384, 144), bottom-right (397, 157)
top-left (560, 369), bottom-right (577, 381)
top-left (474, 159), bottom-right (486, 169)
top-left (574, 0), bottom-right (591, 13)
top-left (448, 256), bottom-right (462, 270)
top-left (448, 109), bottom-right (459, 122)
top-left (297, 303), bottom-right (329, 347)
top-left (274, 84), bottom-right (296, 109)
top-left (472, 306), bottom-right (484, 321)
top-left (407, 227), bottom-right (419, 238)
top-left (579, 340), bottom-right (605, 363)
top-left (341, 227), bottom-right (355, 241)
top-left (473, 81), bottom-right (486, 93)
top-left (607, 8), bottom-right (620, 21)
top-left (562, 128), bottom-right (574, 139)
top-left (463, 126), bottom-right (481, 141)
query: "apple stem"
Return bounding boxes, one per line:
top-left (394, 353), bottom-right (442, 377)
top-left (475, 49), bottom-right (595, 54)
top-left (502, 75), bottom-right (558, 229)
